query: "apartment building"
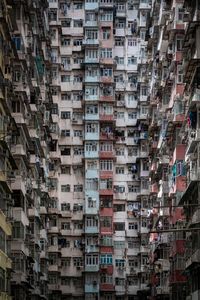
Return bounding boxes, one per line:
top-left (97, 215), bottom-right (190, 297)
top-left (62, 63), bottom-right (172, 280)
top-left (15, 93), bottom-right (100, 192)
top-left (47, 0), bottom-right (151, 299)
top-left (0, 0), bottom-right (53, 299)
top-left (3, 1), bottom-right (200, 300)
top-left (147, 0), bottom-right (200, 300)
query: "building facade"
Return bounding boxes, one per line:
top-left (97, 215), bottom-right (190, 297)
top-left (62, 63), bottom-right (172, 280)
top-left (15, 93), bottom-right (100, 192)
top-left (1, 0), bottom-right (200, 300)
top-left (1, 0), bottom-right (52, 299)
top-left (147, 0), bottom-right (200, 300)
top-left (48, 0), bottom-right (151, 299)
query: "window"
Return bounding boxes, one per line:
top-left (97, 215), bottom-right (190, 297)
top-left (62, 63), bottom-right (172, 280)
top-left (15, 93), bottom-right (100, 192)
top-left (115, 167), bottom-right (124, 174)
top-left (49, 275), bottom-right (59, 286)
top-left (128, 237), bottom-right (140, 248)
top-left (142, 161), bottom-right (149, 171)
top-left (115, 259), bottom-right (125, 267)
top-left (100, 142), bottom-right (112, 152)
top-left (115, 58), bottom-right (124, 67)
top-left (128, 185), bottom-right (140, 193)
top-left (128, 276), bottom-right (138, 286)
top-left (60, 147), bottom-right (71, 156)
top-left (115, 38), bottom-right (125, 46)
top-left (74, 221), bottom-right (83, 229)
top-left (114, 223), bottom-right (125, 231)
top-left (100, 217), bottom-right (112, 228)
top-left (86, 123), bottom-right (98, 133)
top-left (73, 130), bottom-right (82, 138)
top-left (87, 161), bottom-right (98, 169)
top-left (86, 255), bottom-right (98, 265)
top-left (88, 197), bottom-right (96, 208)
top-left (102, 28), bottom-right (111, 40)
top-left (61, 37), bottom-right (70, 46)
top-left (61, 203), bottom-right (70, 211)
top-left (74, 147), bottom-right (84, 155)
top-left (61, 185), bottom-right (70, 192)
top-left (100, 235), bottom-right (113, 246)
top-left (61, 277), bottom-right (70, 286)
top-left (176, 35), bottom-right (183, 51)
top-left (74, 185), bottom-right (83, 192)
top-left (114, 185), bottom-right (125, 193)
top-left (128, 39), bottom-right (137, 47)
top-left (61, 258), bottom-right (71, 267)
top-left (116, 20), bottom-right (125, 28)
top-left (85, 49), bottom-right (98, 59)
top-left (86, 217), bottom-right (98, 227)
top-left (128, 56), bottom-right (137, 65)
top-left (129, 258), bottom-right (139, 268)
top-left (86, 12), bottom-right (97, 22)
top-left (128, 222), bottom-right (138, 230)
top-left (177, 65), bottom-right (183, 83)
top-left (128, 111), bottom-right (137, 119)
top-left (86, 179), bottom-right (98, 190)
top-left (61, 130), bottom-right (70, 137)
top-left (114, 204), bottom-right (125, 212)
top-left (61, 222), bottom-right (70, 230)
top-left (86, 105), bottom-right (98, 114)
top-left (101, 68), bottom-right (112, 77)
top-left (113, 241), bottom-right (125, 250)
top-left (61, 19), bottom-right (71, 27)
top-left (73, 257), bottom-right (83, 267)
top-left (61, 111), bottom-right (71, 119)
top-left (100, 178), bottom-right (112, 190)
top-left (115, 147), bottom-right (125, 156)
top-left (100, 12), bottom-right (113, 21)
top-left (85, 142), bottom-right (97, 152)
top-left (100, 48), bottom-right (112, 58)
top-left (74, 2), bottom-right (83, 9)
top-left (12, 222), bottom-right (24, 239)
top-left (86, 30), bottom-right (98, 40)
top-left (100, 254), bottom-right (113, 265)
top-left (73, 203), bottom-right (83, 212)
top-left (61, 93), bottom-right (71, 101)
top-left (74, 20), bottom-right (83, 27)
top-left (101, 274), bottom-right (113, 284)
top-left (100, 160), bottom-right (113, 171)
top-left (115, 278), bottom-right (125, 286)
top-left (116, 111), bottom-right (124, 119)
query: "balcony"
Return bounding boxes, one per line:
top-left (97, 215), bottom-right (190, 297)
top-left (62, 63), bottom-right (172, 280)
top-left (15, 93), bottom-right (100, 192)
top-left (85, 93), bottom-right (99, 101)
top-left (99, 150), bottom-right (114, 159)
top-left (84, 57), bottom-right (99, 64)
top-left (172, 144), bottom-right (186, 164)
top-left (85, 226), bottom-right (99, 234)
top-left (139, 0), bottom-right (151, 10)
top-left (100, 132), bottom-right (114, 141)
top-left (85, 149), bottom-right (98, 159)
top-left (85, 207), bottom-right (99, 215)
top-left (85, 245), bottom-right (99, 253)
top-left (85, 112), bottom-right (99, 121)
top-left (100, 283), bottom-right (115, 291)
top-left (85, 2), bottom-right (99, 10)
top-left (83, 39), bottom-right (99, 46)
top-left (99, 0), bottom-right (113, 7)
top-left (85, 264), bottom-right (99, 272)
top-left (85, 283), bottom-right (99, 293)
top-left (84, 132), bottom-right (99, 140)
top-left (186, 129), bottom-right (200, 155)
top-left (84, 75), bottom-right (99, 83)
top-left (84, 20), bottom-right (98, 27)
top-left (99, 114), bottom-right (114, 122)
